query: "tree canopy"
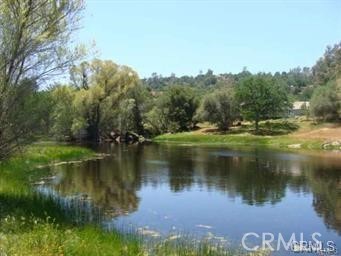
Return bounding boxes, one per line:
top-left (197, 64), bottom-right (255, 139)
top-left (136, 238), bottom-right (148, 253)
top-left (236, 75), bottom-right (290, 132)
top-left (1, 4), bottom-right (340, 158)
top-left (68, 59), bottom-right (139, 141)
top-left (0, 0), bottom-right (84, 159)
top-left (199, 88), bottom-right (238, 131)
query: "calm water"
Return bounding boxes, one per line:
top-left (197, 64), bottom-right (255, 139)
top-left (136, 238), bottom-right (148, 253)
top-left (38, 144), bottom-right (341, 254)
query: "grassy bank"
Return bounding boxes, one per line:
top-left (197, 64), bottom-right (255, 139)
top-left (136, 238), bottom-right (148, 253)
top-left (0, 144), bottom-right (260, 256)
top-left (154, 120), bottom-right (341, 151)
top-left (154, 132), bottom-right (325, 150)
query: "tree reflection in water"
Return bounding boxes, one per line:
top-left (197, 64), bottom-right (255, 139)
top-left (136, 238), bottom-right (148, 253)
top-left (41, 144), bottom-right (341, 234)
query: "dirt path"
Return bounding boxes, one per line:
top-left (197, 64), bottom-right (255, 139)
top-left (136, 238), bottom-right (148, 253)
top-left (194, 122), bottom-right (341, 141)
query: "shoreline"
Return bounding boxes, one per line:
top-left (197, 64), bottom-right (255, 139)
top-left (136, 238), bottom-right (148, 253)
top-left (153, 132), bottom-right (341, 151)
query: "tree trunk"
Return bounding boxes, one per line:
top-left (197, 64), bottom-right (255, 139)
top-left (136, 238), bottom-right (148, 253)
top-left (87, 105), bottom-right (101, 142)
top-left (255, 119), bottom-right (259, 133)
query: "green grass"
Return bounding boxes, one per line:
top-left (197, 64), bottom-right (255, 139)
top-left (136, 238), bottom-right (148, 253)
top-left (153, 119), bottom-right (340, 151)
top-left (0, 143), bottom-right (263, 256)
top-left (0, 144), bottom-right (95, 201)
top-left (0, 144), bottom-right (143, 256)
top-left (0, 216), bottom-right (140, 256)
top-left (153, 132), bottom-right (324, 150)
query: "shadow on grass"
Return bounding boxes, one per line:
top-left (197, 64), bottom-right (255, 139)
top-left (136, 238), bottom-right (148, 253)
top-left (203, 120), bottom-right (300, 136)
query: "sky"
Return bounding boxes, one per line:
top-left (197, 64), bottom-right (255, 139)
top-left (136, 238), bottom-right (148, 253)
top-left (78, 0), bottom-right (341, 78)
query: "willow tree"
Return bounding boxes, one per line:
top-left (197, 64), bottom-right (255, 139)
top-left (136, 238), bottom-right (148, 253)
top-left (72, 59), bottom-right (139, 141)
top-left (0, 0), bottom-right (84, 159)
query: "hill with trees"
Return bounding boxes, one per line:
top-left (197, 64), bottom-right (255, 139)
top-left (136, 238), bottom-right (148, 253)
top-left (0, 3), bottom-right (340, 160)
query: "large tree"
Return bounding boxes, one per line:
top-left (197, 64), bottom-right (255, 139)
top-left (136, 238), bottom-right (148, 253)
top-left (310, 80), bottom-right (341, 122)
top-left (313, 42), bottom-right (341, 85)
top-left (236, 75), bottom-right (290, 132)
top-left (0, 0), bottom-right (84, 159)
top-left (199, 88), bottom-right (238, 131)
top-left (154, 85), bottom-right (199, 132)
top-left (117, 85), bottom-right (151, 135)
top-left (51, 85), bottom-right (76, 139)
top-left (72, 59), bottom-right (139, 141)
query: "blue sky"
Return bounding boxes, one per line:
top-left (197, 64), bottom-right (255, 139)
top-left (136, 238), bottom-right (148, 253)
top-left (79, 0), bottom-right (341, 78)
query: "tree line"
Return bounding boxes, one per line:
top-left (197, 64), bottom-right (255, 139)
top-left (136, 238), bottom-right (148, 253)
top-left (33, 46), bottom-right (341, 142)
top-left (0, 0), bottom-right (340, 160)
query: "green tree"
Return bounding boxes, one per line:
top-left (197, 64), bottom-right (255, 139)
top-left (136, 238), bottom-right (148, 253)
top-left (199, 88), bottom-right (238, 131)
top-left (337, 79), bottom-right (341, 118)
top-left (145, 106), bottom-right (168, 135)
top-left (72, 59), bottom-right (139, 141)
top-left (33, 90), bottom-right (56, 135)
top-left (236, 75), bottom-right (290, 132)
top-left (157, 85), bottom-right (199, 132)
top-left (118, 85), bottom-right (151, 135)
top-left (313, 42), bottom-right (341, 85)
top-left (0, 0), bottom-right (84, 159)
top-left (51, 85), bottom-right (76, 139)
top-left (114, 85), bottom-right (151, 136)
top-left (310, 80), bottom-right (340, 122)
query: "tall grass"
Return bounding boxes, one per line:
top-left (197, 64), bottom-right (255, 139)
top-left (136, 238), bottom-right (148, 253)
top-left (0, 144), bottom-right (141, 256)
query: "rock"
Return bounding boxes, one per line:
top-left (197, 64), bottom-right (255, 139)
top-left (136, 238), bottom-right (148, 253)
top-left (79, 194), bottom-right (91, 201)
top-left (138, 136), bottom-right (145, 143)
top-left (331, 141), bottom-right (341, 146)
top-left (52, 161), bottom-right (68, 166)
top-left (137, 228), bottom-right (160, 237)
top-left (288, 144), bottom-right (301, 149)
top-left (44, 175), bottom-right (56, 180)
top-left (322, 140), bottom-right (341, 149)
top-left (167, 235), bottom-right (181, 240)
top-left (32, 181), bottom-right (45, 185)
top-left (196, 224), bottom-right (213, 229)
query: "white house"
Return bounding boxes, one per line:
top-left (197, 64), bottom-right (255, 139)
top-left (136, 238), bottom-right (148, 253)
top-left (289, 101), bottom-right (310, 116)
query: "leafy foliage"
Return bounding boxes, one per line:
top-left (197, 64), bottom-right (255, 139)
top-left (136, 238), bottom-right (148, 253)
top-left (146, 86), bottom-right (199, 133)
top-left (118, 85), bottom-right (151, 135)
top-left (310, 80), bottom-right (341, 121)
top-left (0, 0), bottom-right (84, 159)
top-left (199, 88), bottom-right (238, 131)
top-left (236, 75), bottom-right (291, 132)
top-left (50, 85), bottom-right (76, 139)
top-left (71, 59), bottom-right (139, 140)
top-left (313, 42), bottom-right (341, 85)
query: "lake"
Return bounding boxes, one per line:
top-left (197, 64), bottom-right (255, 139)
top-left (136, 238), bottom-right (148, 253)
top-left (38, 144), bottom-right (341, 255)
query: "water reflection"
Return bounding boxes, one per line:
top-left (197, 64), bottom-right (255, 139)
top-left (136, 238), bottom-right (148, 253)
top-left (41, 144), bottom-right (341, 237)
top-left (309, 164), bottom-right (341, 233)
